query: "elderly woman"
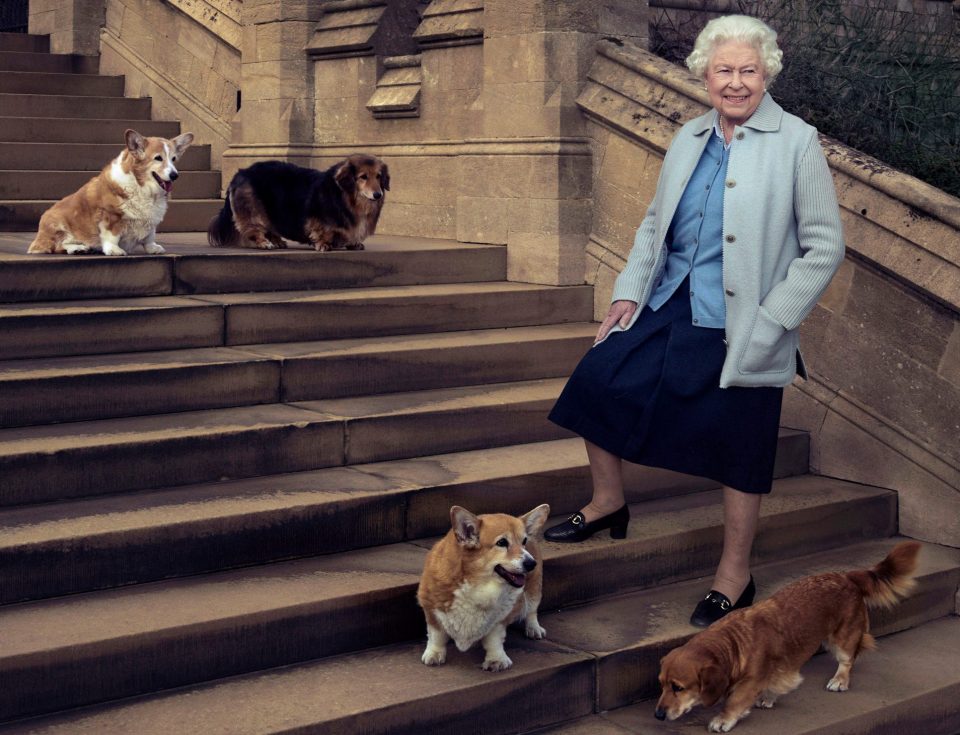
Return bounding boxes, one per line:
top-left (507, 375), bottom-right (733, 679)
top-left (544, 15), bottom-right (845, 627)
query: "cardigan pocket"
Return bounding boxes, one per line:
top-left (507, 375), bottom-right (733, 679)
top-left (738, 305), bottom-right (793, 375)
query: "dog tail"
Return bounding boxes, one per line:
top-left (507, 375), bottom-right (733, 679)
top-left (207, 188), bottom-right (238, 248)
top-left (847, 541), bottom-right (921, 609)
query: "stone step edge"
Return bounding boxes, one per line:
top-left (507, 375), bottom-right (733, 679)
top-left (0, 536), bottom-right (950, 735)
top-left (0, 431), bottom-right (806, 602)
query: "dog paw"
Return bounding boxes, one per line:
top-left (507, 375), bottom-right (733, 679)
top-left (755, 695), bottom-right (776, 709)
top-left (421, 647), bottom-right (446, 666)
top-left (826, 677), bottom-right (849, 692)
top-left (64, 244), bottom-right (90, 254)
top-left (143, 243), bottom-right (165, 255)
top-left (481, 655), bottom-right (513, 672)
top-left (102, 244), bottom-right (126, 256)
top-left (708, 716), bottom-right (739, 732)
top-left (525, 622), bottom-right (546, 640)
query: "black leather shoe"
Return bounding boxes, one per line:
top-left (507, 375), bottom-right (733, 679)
top-left (689, 576), bottom-right (755, 628)
top-left (544, 504), bottom-right (629, 543)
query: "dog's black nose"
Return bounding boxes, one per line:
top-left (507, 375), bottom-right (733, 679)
top-left (654, 709), bottom-right (666, 721)
top-left (169, 171), bottom-right (179, 181)
top-left (373, 191), bottom-right (382, 200)
top-left (523, 558), bottom-right (536, 572)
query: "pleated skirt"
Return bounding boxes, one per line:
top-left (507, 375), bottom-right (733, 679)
top-left (548, 281), bottom-right (783, 494)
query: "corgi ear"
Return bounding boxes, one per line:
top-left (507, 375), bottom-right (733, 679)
top-left (334, 159), bottom-right (356, 193)
top-left (450, 506), bottom-right (481, 549)
top-left (124, 129), bottom-right (146, 157)
top-left (521, 504), bottom-right (550, 537)
top-left (379, 162), bottom-right (390, 191)
top-left (698, 663), bottom-right (730, 707)
top-left (173, 132), bottom-right (194, 156)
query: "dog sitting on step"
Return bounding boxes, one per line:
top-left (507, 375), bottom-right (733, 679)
top-left (28, 129), bottom-right (194, 256)
top-left (417, 504), bottom-right (550, 672)
top-left (655, 541), bottom-right (921, 732)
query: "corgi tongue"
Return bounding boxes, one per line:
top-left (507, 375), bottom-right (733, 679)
top-left (495, 565), bottom-right (525, 588)
top-left (153, 173), bottom-right (173, 193)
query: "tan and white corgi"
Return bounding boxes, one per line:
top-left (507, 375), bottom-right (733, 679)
top-left (417, 504), bottom-right (550, 672)
top-left (28, 129), bottom-right (194, 256)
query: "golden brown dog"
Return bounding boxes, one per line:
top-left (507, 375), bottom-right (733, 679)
top-left (417, 504), bottom-right (550, 672)
top-left (207, 155), bottom-right (389, 252)
top-left (28, 129), bottom-right (194, 256)
top-left (655, 541), bottom-right (921, 732)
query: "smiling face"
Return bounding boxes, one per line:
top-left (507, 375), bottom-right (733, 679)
top-left (705, 40), bottom-right (766, 129)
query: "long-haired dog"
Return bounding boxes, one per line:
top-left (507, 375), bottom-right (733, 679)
top-left (207, 155), bottom-right (389, 252)
top-left (417, 504), bottom-right (550, 672)
top-left (28, 129), bottom-right (194, 256)
top-left (655, 541), bottom-right (921, 732)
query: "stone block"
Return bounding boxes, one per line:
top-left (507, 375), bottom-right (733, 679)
top-left (941, 324), bottom-right (960, 388)
top-left (484, 0), bottom-right (599, 35)
top-left (507, 232), bottom-right (587, 285)
top-left (381, 157), bottom-right (457, 206)
top-left (104, 0), bottom-right (124, 34)
top-left (483, 32), bottom-right (590, 85)
top-left (425, 44), bottom-right (483, 91)
top-left (590, 179), bottom-right (644, 258)
top-left (507, 198), bottom-right (592, 237)
top-left (457, 153), bottom-right (592, 201)
top-left (599, 132), bottom-right (651, 191)
top-left (482, 80), bottom-right (587, 139)
top-left (313, 57), bottom-right (360, 99)
top-left (379, 202), bottom-right (456, 239)
top-left (456, 197), bottom-right (510, 244)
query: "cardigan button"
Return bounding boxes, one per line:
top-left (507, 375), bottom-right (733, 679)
top-left (726, 179), bottom-right (736, 188)
top-left (736, 132), bottom-right (745, 140)
top-left (725, 289), bottom-right (736, 297)
top-left (725, 234), bottom-right (736, 243)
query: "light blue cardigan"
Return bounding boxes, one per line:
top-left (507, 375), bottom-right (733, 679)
top-left (609, 93), bottom-right (845, 388)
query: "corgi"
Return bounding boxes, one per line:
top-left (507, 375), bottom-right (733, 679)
top-left (206, 155), bottom-right (389, 251)
top-left (417, 504), bottom-right (551, 672)
top-left (28, 129), bottom-right (194, 256)
top-left (655, 541), bottom-right (921, 732)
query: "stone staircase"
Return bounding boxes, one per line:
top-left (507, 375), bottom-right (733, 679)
top-left (0, 31), bottom-right (958, 735)
top-left (0, 31), bottom-right (221, 232)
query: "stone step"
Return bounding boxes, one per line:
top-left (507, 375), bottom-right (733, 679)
top-left (0, 169), bottom-right (220, 199)
top-left (593, 616), bottom-right (960, 735)
top-left (0, 378), bottom-right (570, 506)
top-left (0, 141), bottom-right (210, 170)
top-left (0, 92), bottom-right (150, 118)
top-left (0, 534), bottom-right (949, 730)
top-left (0, 233), bottom-right (505, 302)
top-left (0, 50), bottom-right (98, 74)
top-left (0, 33), bottom-right (49, 53)
top-left (0, 70), bottom-right (124, 96)
top-left (0, 433), bottom-right (809, 602)
top-left (0, 116), bottom-right (180, 143)
top-left (0, 197), bottom-right (222, 232)
top-left (0, 324), bottom-right (597, 427)
top-left (0, 282), bottom-right (591, 359)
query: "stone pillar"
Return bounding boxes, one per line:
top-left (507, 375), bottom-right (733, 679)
top-left (461, 0), bottom-right (647, 285)
top-left (29, 0), bottom-right (105, 55)
top-left (223, 0), bottom-right (323, 182)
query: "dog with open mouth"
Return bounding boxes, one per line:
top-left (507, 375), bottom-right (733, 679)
top-left (417, 504), bottom-right (550, 672)
top-left (28, 129), bottom-right (194, 256)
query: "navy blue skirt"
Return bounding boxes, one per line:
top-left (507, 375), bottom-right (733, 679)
top-left (548, 282), bottom-right (783, 494)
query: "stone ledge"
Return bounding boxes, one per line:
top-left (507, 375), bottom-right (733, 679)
top-left (413, 0), bottom-right (483, 49)
top-left (306, 0), bottom-right (387, 58)
top-left (366, 55), bottom-right (422, 118)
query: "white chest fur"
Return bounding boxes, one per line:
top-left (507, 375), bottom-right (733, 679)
top-left (436, 579), bottom-right (523, 652)
top-left (109, 157), bottom-right (168, 245)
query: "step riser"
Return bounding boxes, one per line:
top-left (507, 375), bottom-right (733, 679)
top-left (0, 337), bottom-right (591, 428)
top-left (0, 401), bottom-right (566, 506)
top-left (0, 171), bottom-right (221, 200)
top-left (0, 34), bottom-right (50, 53)
top-left (0, 143), bottom-right (211, 170)
top-left (0, 290), bottom-right (590, 360)
top-left (0, 494), bottom-right (902, 724)
top-left (598, 565), bottom-right (960, 712)
top-left (0, 199), bottom-right (228, 233)
top-left (0, 73), bottom-right (124, 96)
top-left (0, 246), bottom-right (506, 303)
top-left (0, 52), bottom-right (99, 74)
top-left (0, 94), bottom-right (148, 118)
top-left (224, 288), bottom-right (594, 345)
top-left (0, 117), bottom-right (180, 143)
top-left (0, 436), bottom-right (808, 604)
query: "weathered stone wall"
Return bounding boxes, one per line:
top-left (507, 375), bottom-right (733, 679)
top-left (579, 39), bottom-right (960, 547)
top-left (224, 0), bottom-right (647, 286)
top-left (29, 0), bottom-right (105, 55)
top-left (97, 0), bottom-right (241, 162)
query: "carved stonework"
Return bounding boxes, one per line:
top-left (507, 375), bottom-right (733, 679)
top-left (413, 0), bottom-right (483, 49)
top-left (366, 54), bottom-right (422, 118)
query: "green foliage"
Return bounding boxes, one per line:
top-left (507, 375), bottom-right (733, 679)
top-left (650, 0), bottom-right (960, 198)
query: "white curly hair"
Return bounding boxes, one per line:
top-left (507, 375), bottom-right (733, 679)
top-left (686, 15), bottom-right (783, 85)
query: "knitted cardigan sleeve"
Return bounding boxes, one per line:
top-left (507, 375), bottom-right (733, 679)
top-left (760, 131), bottom-right (846, 331)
